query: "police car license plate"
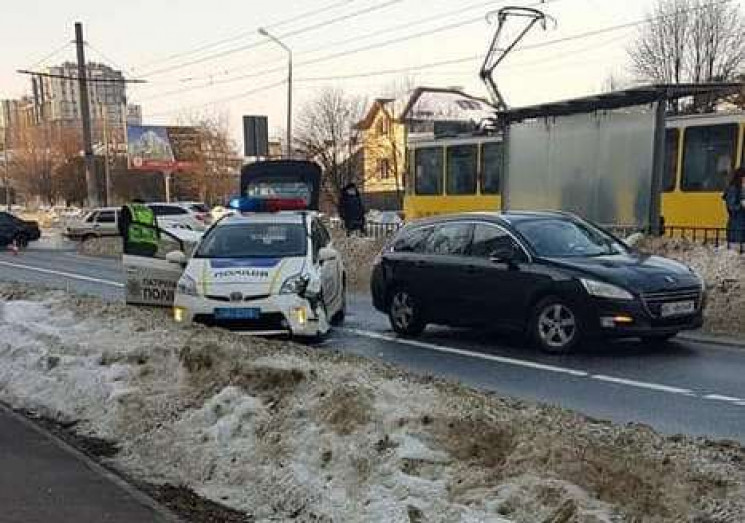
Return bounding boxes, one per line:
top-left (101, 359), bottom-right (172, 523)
top-left (660, 301), bottom-right (695, 318)
top-left (214, 308), bottom-right (261, 320)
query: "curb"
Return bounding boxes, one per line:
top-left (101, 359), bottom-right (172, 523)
top-left (0, 403), bottom-right (183, 523)
top-left (678, 332), bottom-right (745, 349)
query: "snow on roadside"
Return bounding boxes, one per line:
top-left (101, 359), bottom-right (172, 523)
top-left (0, 284), bottom-right (744, 522)
top-left (637, 237), bottom-right (745, 335)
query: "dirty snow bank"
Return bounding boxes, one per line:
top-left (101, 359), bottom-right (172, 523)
top-left (637, 237), bottom-right (745, 336)
top-left (1, 284), bottom-right (745, 522)
top-left (78, 236), bottom-right (122, 258)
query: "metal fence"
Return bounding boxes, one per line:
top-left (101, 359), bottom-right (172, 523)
top-left (330, 217), bottom-right (745, 253)
top-left (603, 224), bottom-right (745, 254)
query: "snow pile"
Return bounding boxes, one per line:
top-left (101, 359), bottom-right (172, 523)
top-left (78, 236), bottom-right (122, 258)
top-left (332, 233), bottom-right (387, 292)
top-left (1, 285), bottom-right (745, 522)
top-left (638, 237), bottom-right (745, 335)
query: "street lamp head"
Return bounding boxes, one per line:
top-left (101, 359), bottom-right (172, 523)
top-left (258, 27), bottom-right (269, 37)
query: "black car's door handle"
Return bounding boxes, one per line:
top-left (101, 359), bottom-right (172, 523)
top-left (414, 260), bottom-right (431, 268)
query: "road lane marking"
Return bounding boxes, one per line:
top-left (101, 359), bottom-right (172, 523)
top-left (0, 260), bottom-right (124, 288)
top-left (703, 394), bottom-right (745, 403)
top-left (341, 328), bottom-right (589, 377)
top-left (340, 328), bottom-right (729, 400)
top-left (590, 375), bottom-right (694, 396)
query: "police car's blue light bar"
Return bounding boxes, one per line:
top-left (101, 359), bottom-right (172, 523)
top-left (228, 197), bottom-right (308, 213)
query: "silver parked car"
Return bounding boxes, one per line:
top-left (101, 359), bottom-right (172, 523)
top-left (64, 207), bottom-right (121, 241)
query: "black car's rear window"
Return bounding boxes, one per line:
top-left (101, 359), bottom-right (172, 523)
top-left (514, 218), bottom-right (626, 257)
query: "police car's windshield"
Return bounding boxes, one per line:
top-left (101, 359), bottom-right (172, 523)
top-left (195, 223), bottom-right (307, 258)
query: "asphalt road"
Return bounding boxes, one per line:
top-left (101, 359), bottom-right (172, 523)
top-left (2, 238), bottom-right (745, 442)
top-left (0, 406), bottom-right (173, 522)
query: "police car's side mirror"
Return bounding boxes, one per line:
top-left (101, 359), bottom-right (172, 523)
top-left (318, 247), bottom-right (337, 264)
top-left (166, 250), bottom-right (187, 266)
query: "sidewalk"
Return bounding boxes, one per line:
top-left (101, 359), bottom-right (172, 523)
top-left (0, 406), bottom-right (177, 523)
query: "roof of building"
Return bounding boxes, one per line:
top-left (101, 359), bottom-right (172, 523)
top-left (355, 98), bottom-right (396, 130)
top-left (503, 83), bottom-right (744, 122)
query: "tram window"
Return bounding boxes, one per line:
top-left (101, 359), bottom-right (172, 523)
top-left (663, 129), bottom-right (679, 192)
top-left (481, 142), bottom-right (503, 194)
top-left (414, 147), bottom-right (443, 195)
top-left (682, 124), bottom-right (737, 192)
top-left (446, 145), bottom-right (477, 195)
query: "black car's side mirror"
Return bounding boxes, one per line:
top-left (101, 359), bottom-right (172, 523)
top-left (489, 244), bottom-right (520, 265)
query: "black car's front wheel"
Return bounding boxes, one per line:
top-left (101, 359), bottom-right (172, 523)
top-left (388, 288), bottom-right (425, 336)
top-left (530, 297), bottom-right (582, 354)
top-left (13, 233), bottom-right (29, 249)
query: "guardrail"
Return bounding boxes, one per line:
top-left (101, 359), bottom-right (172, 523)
top-left (327, 219), bottom-right (403, 240)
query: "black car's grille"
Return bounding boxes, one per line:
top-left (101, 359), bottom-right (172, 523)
top-left (641, 287), bottom-right (702, 318)
top-left (193, 312), bottom-right (287, 332)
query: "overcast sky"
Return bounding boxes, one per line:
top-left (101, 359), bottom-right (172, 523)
top-left (2, 0), bottom-right (743, 143)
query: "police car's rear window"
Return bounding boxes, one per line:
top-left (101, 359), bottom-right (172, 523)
top-left (195, 223), bottom-right (307, 258)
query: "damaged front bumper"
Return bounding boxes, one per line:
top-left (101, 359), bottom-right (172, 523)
top-left (173, 293), bottom-right (329, 337)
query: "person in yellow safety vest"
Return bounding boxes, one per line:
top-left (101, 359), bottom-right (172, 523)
top-left (118, 199), bottom-right (160, 256)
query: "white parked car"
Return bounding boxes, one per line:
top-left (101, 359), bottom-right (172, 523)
top-left (148, 202), bottom-right (211, 231)
top-left (64, 207), bottom-right (121, 240)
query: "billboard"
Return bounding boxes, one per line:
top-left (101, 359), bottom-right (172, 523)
top-left (127, 125), bottom-right (201, 171)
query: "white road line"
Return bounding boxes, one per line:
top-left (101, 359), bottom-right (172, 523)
top-left (589, 375), bottom-right (693, 395)
top-left (341, 327), bottom-right (589, 377)
top-left (703, 394), bottom-right (745, 403)
top-left (0, 260), bottom-right (124, 288)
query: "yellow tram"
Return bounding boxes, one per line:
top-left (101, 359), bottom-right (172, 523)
top-left (662, 112), bottom-right (745, 228)
top-left (403, 112), bottom-right (745, 228)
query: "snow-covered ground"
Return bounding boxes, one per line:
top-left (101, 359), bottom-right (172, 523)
top-left (0, 284), bottom-right (744, 522)
top-left (637, 237), bottom-right (745, 336)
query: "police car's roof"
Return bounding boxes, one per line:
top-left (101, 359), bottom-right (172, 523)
top-left (217, 211), bottom-right (314, 226)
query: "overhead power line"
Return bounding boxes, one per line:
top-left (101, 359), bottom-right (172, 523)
top-left (17, 69), bottom-right (147, 83)
top-left (133, 0), bottom-right (355, 71)
top-left (26, 41), bottom-right (74, 70)
top-left (147, 79), bottom-right (287, 118)
top-left (137, 0), bottom-right (555, 102)
top-left (175, 0), bottom-right (511, 85)
top-left (143, 0), bottom-right (730, 116)
top-left (138, 0), bottom-right (405, 78)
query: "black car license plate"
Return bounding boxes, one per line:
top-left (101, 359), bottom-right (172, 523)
top-left (214, 307), bottom-right (261, 320)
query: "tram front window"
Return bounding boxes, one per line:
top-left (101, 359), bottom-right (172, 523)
top-left (682, 124), bottom-right (737, 192)
top-left (446, 145), bottom-right (477, 195)
top-left (415, 147), bottom-right (443, 195)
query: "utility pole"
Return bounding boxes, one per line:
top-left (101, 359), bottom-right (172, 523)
top-left (2, 119), bottom-right (10, 212)
top-left (100, 104), bottom-right (111, 206)
top-left (75, 22), bottom-right (98, 207)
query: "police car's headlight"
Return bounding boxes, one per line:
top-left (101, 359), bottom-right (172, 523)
top-left (280, 274), bottom-right (309, 295)
top-left (177, 275), bottom-right (198, 297)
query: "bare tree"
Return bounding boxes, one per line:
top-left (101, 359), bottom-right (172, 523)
top-left (174, 113), bottom-right (241, 204)
top-left (629, 0), bottom-right (745, 85)
top-left (295, 88), bottom-right (366, 209)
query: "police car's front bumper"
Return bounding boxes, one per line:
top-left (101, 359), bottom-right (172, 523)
top-left (173, 293), bottom-right (329, 337)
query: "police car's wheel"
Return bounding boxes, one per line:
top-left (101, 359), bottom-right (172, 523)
top-left (389, 288), bottom-right (425, 336)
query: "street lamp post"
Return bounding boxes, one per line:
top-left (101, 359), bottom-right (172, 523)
top-left (258, 28), bottom-right (292, 159)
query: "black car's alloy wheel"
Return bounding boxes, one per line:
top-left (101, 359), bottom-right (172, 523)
top-left (389, 289), bottom-right (425, 336)
top-left (531, 297), bottom-right (581, 354)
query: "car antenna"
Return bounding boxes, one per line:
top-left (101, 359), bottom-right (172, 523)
top-left (480, 4), bottom-right (556, 112)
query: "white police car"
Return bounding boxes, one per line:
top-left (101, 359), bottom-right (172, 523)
top-left (166, 203), bottom-right (346, 338)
